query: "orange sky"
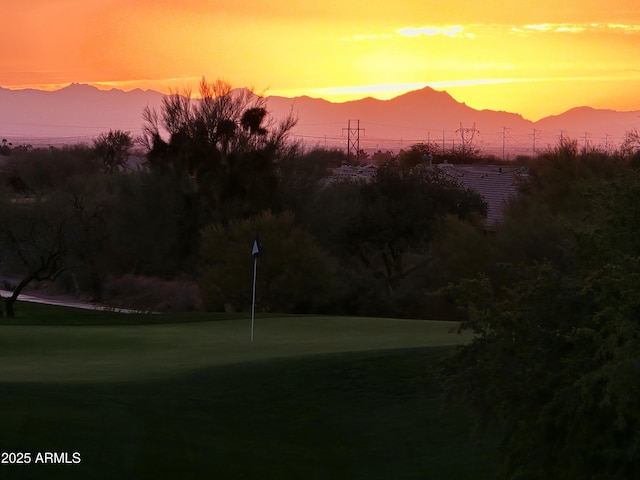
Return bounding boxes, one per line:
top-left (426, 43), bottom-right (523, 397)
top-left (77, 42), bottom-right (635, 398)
top-left (3, 0), bottom-right (640, 120)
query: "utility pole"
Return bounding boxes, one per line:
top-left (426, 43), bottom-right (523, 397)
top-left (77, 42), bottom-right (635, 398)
top-left (530, 128), bottom-right (540, 156)
top-left (500, 126), bottom-right (510, 161)
top-left (342, 120), bottom-right (365, 160)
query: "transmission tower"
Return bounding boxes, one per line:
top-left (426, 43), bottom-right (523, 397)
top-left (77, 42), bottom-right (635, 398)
top-left (530, 128), bottom-right (540, 156)
top-left (456, 122), bottom-right (479, 157)
top-left (342, 120), bottom-right (365, 159)
top-left (500, 126), bottom-right (511, 160)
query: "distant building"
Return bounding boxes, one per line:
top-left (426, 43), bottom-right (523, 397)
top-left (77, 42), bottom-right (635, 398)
top-left (435, 164), bottom-right (527, 226)
top-left (328, 164), bottom-right (378, 183)
top-left (325, 162), bottom-right (526, 226)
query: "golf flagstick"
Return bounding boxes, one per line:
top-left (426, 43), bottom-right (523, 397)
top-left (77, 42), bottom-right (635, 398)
top-left (250, 235), bottom-right (261, 342)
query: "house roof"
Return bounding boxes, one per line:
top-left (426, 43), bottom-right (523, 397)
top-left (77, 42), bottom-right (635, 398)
top-left (329, 163), bottom-right (378, 182)
top-left (326, 162), bottom-right (526, 226)
top-left (435, 164), bottom-right (527, 226)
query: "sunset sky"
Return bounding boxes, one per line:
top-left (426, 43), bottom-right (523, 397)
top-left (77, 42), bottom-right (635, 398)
top-left (3, 0), bottom-right (640, 120)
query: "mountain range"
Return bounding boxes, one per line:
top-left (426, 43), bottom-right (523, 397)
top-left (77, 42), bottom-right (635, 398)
top-left (2, 83), bottom-right (639, 157)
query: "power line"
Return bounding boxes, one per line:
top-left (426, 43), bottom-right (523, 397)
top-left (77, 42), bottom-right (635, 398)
top-left (342, 120), bottom-right (365, 158)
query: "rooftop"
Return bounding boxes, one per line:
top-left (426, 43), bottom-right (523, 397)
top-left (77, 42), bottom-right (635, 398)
top-left (435, 164), bottom-right (527, 226)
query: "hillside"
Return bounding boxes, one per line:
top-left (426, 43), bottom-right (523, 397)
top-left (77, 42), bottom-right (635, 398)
top-left (1, 83), bottom-right (639, 156)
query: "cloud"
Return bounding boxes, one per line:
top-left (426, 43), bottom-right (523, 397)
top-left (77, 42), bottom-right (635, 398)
top-left (397, 25), bottom-right (465, 38)
top-left (514, 22), bottom-right (640, 35)
top-left (348, 22), bottom-right (640, 42)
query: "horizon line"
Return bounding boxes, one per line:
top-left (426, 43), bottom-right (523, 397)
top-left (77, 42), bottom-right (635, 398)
top-left (3, 78), bottom-right (640, 123)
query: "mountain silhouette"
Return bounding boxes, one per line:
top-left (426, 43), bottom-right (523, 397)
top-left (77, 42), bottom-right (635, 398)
top-left (266, 86), bottom-right (533, 153)
top-left (0, 84), bottom-right (164, 142)
top-left (1, 83), bottom-right (638, 156)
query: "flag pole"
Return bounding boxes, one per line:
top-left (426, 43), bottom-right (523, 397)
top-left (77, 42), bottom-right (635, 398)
top-left (250, 254), bottom-right (257, 343)
top-left (250, 235), bottom-right (261, 343)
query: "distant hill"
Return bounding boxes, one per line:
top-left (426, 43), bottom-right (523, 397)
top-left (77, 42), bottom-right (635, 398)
top-left (1, 83), bottom-right (638, 156)
top-left (0, 84), bottom-right (164, 144)
top-left (266, 88), bottom-right (533, 154)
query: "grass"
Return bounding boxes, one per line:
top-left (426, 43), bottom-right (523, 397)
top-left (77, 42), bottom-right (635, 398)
top-left (0, 302), bottom-right (497, 479)
top-left (0, 303), bottom-right (473, 383)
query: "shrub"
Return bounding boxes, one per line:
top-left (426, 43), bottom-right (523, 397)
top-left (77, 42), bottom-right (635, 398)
top-left (103, 274), bottom-right (203, 312)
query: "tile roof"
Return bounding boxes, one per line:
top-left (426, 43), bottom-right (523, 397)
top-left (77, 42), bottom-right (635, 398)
top-left (435, 164), bottom-right (527, 226)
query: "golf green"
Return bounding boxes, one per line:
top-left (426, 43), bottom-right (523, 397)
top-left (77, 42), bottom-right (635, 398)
top-left (0, 304), bottom-right (496, 479)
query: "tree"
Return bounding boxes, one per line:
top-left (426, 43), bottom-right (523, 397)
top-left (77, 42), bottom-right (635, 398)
top-left (101, 172), bottom-right (184, 277)
top-left (441, 167), bottom-right (640, 479)
top-left (198, 211), bottom-right (338, 313)
top-left (276, 147), bottom-right (334, 222)
top-left (140, 78), bottom-right (299, 271)
top-left (0, 196), bottom-right (73, 317)
top-left (343, 163), bottom-right (486, 293)
top-left (93, 129), bottom-right (133, 174)
top-left (0, 138), bottom-right (11, 156)
top-left (141, 79), bottom-right (298, 213)
top-left (397, 143), bottom-right (438, 170)
top-left (299, 162), bottom-right (486, 317)
top-left (0, 145), bottom-right (100, 199)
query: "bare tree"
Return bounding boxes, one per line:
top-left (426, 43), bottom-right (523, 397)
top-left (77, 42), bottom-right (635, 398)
top-left (0, 200), bottom-right (71, 317)
top-left (93, 130), bottom-right (133, 174)
top-left (621, 128), bottom-right (640, 158)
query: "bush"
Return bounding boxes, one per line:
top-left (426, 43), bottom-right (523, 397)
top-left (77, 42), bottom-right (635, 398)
top-left (199, 211), bottom-right (340, 313)
top-left (103, 274), bottom-right (203, 312)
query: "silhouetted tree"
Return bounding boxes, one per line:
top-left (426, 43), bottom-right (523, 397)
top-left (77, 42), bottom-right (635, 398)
top-left (308, 162), bottom-right (486, 305)
top-left (140, 77), bottom-right (299, 271)
top-left (0, 196), bottom-right (73, 317)
top-left (93, 129), bottom-right (133, 174)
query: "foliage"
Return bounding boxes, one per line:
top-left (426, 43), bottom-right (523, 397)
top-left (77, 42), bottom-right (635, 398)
top-left (442, 163), bottom-right (640, 478)
top-left (277, 147), bottom-right (336, 218)
top-left (103, 274), bottom-right (203, 312)
top-left (397, 142), bottom-right (438, 169)
top-left (299, 162), bottom-right (486, 317)
top-left (620, 128), bottom-right (640, 160)
top-left (199, 211), bottom-right (339, 313)
top-left (0, 138), bottom-right (11, 156)
top-left (139, 78), bottom-right (300, 271)
top-left (142, 78), bottom-right (298, 221)
top-left (0, 145), bottom-right (100, 198)
top-left (427, 214), bottom-right (494, 288)
top-left (0, 193), bottom-right (78, 317)
top-left (101, 172), bottom-right (186, 276)
top-left (93, 129), bottom-right (133, 174)
top-left (341, 163), bottom-right (486, 292)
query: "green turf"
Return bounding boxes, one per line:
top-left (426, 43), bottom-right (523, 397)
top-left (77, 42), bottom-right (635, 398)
top-left (0, 302), bottom-right (472, 383)
top-left (0, 303), bottom-right (497, 479)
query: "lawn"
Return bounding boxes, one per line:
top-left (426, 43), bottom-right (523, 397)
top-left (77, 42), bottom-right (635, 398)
top-left (0, 303), bottom-right (497, 479)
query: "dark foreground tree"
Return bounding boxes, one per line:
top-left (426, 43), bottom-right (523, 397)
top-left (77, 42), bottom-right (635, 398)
top-left (442, 170), bottom-right (640, 479)
top-left (325, 163), bottom-right (486, 294)
top-left (140, 77), bottom-right (299, 271)
top-left (0, 196), bottom-right (73, 317)
top-left (93, 129), bottom-right (133, 174)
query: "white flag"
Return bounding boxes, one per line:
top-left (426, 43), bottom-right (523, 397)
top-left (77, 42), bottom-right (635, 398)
top-left (252, 235), bottom-right (261, 257)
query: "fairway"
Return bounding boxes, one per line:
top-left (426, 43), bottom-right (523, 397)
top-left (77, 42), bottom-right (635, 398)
top-left (0, 304), bottom-right (470, 383)
top-left (0, 304), bottom-right (496, 479)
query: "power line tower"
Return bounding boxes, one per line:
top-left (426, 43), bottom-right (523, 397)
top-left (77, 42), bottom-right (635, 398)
top-left (530, 128), bottom-right (540, 156)
top-left (342, 120), bottom-right (365, 159)
top-left (500, 126), bottom-right (511, 160)
top-left (456, 122), bottom-right (479, 157)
